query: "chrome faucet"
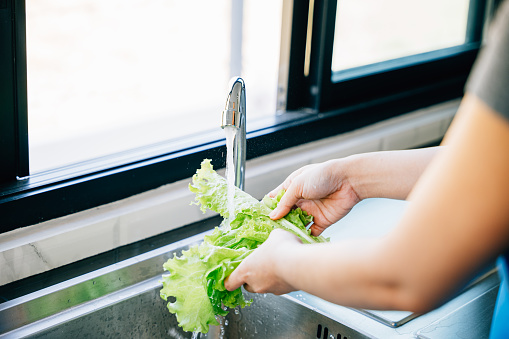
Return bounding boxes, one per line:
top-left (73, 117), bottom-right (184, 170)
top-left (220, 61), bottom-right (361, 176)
top-left (221, 77), bottom-right (246, 190)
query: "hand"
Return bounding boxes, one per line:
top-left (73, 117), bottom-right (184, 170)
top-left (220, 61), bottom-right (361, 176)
top-left (224, 229), bottom-right (302, 295)
top-left (268, 160), bottom-right (360, 236)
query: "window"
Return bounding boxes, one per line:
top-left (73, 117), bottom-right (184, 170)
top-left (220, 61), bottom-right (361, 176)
top-left (331, 0), bottom-right (470, 72)
top-left (283, 0), bottom-right (486, 112)
top-left (0, 0), bottom-right (490, 233)
top-left (26, 0), bottom-right (282, 173)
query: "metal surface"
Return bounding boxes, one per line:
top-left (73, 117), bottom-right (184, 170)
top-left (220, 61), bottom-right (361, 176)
top-left (351, 263), bottom-right (496, 328)
top-left (416, 285), bottom-right (498, 339)
top-left (221, 77), bottom-right (246, 190)
top-left (2, 281), bottom-right (371, 339)
top-left (0, 199), bottom-right (501, 338)
top-left (0, 232), bottom-right (207, 335)
top-left (349, 308), bottom-right (416, 328)
top-left (0, 230), bottom-right (500, 339)
top-left (6, 278), bottom-right (181, 339)
top-left (220, 293), bottom-right (371, 339)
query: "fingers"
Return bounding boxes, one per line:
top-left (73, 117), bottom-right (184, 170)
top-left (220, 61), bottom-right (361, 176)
top-left (309, 223), bottom-right (327, 236)
top-left (242, 283), bottom-right (254, 293)
top-left (268, 183), bottom-right (284, 198)
top-left (225, 230), bottom-right (285, 291)
top-left (268, 166), bottom-right (309, 197)
top-left (224, 266), bottom-right (244, 291)
top-left (269, 183), bottom-right (301, 220)
top-left (225, 230), bottom-right (299, 296)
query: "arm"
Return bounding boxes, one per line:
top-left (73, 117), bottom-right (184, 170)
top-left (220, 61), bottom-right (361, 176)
top-left (344, 146), bottom-right (441, 200)
top-left (269, 146), bottom-right (441, 235)
top-left (226, 94), bottom-right (509, 312)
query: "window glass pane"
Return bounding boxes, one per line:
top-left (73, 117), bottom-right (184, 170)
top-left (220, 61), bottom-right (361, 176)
top-left (331, 0), bottom-right (470, 73)
top-left (243, 0), bottom-right (282, 116)
top-left (27, 0), bottom-right (282, 173)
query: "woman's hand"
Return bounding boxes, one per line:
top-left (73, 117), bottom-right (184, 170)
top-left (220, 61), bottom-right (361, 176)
top-left (267, 148), bottom-right (440, 236)
top-left (224, 229), bottom-right (302, 295)
top-left (268, 160), bottom-right (361, 236)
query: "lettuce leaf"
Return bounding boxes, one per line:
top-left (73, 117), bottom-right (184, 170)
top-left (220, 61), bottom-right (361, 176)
top-left (190, 159), bottom-right (327, 244)
top-left (160, 159), bottom-right (328, 333)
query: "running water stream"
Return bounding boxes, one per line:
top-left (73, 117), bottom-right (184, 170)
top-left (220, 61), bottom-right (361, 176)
top-left (224, 125), bottom-right (238, 228)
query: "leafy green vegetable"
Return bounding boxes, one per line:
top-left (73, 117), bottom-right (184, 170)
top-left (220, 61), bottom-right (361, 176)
top-left (160, 159), bottom-right (328, 333)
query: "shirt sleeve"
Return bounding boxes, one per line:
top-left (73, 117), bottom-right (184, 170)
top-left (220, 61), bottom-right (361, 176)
top-left (465, 0), bottom-right (509, 120)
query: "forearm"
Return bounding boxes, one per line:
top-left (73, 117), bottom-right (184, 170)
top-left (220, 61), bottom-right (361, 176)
top-left (270, 146), bottom-right (450, 310)
top-left (278, 95), bottom-right (509, 313)
top-left (228, 95), bottom-right (509, 313)
top-left (341, 147), bottom-right (442, 200)
top-left (274, 239), bottom-right (410, 311)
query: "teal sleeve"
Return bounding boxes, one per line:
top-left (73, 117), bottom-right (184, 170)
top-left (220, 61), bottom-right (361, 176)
top-left (489, 255), bottom-right (509, 339)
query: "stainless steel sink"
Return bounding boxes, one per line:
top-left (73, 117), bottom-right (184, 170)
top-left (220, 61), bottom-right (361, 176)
top-left (0, 228), bottom-right (499, 339)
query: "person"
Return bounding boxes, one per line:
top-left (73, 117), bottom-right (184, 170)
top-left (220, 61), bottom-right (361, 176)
top-left (224, 1), bottom-right (509, 337)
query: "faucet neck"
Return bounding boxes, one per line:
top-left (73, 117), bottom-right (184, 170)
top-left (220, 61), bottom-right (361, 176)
top-left (221, 77), bottom-right (246, 190)
top-left (221, 77), bottom-right (245, 128)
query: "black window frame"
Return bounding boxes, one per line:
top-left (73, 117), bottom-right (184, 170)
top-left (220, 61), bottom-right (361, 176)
top-left (284, 0), bottom-right (487, 113)
top-left (0, 0), bottom-right (491, 233)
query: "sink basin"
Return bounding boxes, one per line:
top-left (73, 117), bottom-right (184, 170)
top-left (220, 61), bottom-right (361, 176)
top-left (0, 223), bottom-right (499, 339)
top-left (0, 230), bottom-right (369, 339)
top-left (5, 285), bottom-right (368, 339)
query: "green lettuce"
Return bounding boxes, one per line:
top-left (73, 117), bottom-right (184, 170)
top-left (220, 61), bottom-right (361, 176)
top-left (160, 159), bottom-right (328, 333)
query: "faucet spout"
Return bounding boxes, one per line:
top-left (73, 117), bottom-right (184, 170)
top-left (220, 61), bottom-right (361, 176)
top-left (221, 77), bottom-right (246, 190)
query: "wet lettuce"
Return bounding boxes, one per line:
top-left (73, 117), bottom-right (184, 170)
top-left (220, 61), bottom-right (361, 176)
top-left (160, 159), bottom-right (328, 333)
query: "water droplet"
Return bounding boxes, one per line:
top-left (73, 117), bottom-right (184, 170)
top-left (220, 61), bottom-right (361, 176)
top-left (234, 308), bottom-right (240, 315)
top-left (224, 320), bottom-right (229, 326)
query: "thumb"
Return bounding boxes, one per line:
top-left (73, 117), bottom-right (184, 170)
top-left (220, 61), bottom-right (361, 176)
top-left (224, 267), bottom-right (244, 291)
top-left (269, 184), bottom-right (300, 220)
